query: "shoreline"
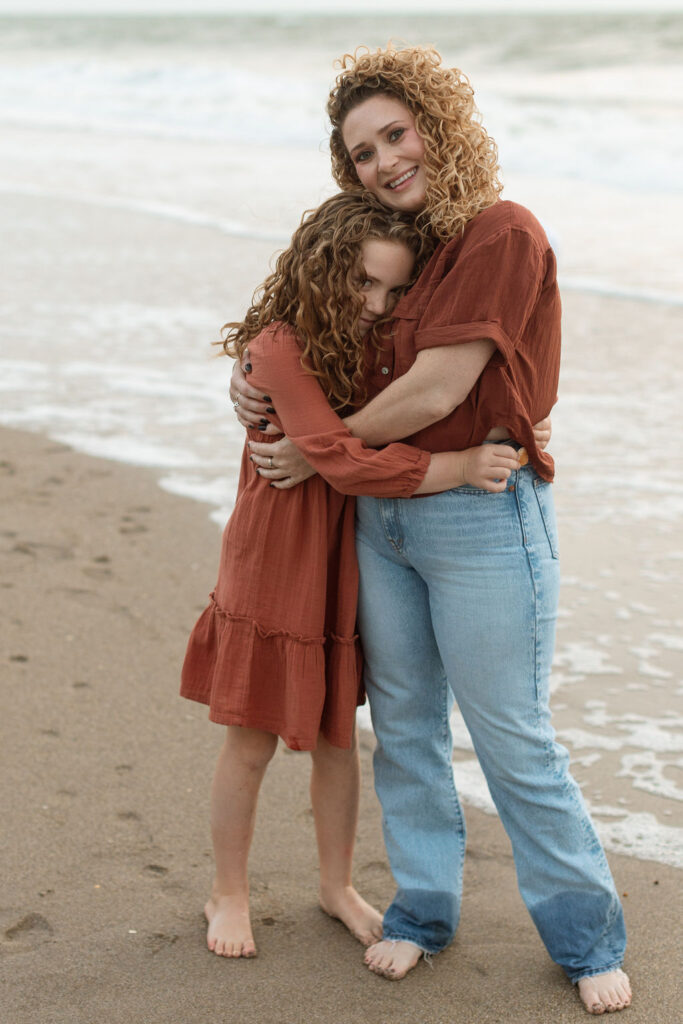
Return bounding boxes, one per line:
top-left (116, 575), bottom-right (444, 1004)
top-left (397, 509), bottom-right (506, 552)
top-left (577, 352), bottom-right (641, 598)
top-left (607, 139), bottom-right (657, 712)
top-left (1, 425), bottom-right (681, 1022)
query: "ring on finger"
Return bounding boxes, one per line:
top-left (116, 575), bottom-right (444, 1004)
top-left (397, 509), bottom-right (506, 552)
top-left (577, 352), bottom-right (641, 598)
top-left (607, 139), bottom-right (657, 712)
top-left (269, 456), bottom-right (274, 469)
top-left (231, 396), bottom-right (240, 410)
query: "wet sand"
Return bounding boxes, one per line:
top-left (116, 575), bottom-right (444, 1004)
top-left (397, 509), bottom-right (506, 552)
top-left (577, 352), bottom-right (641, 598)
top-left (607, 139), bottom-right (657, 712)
top-left (1, 425), bottom-right (681, 1023)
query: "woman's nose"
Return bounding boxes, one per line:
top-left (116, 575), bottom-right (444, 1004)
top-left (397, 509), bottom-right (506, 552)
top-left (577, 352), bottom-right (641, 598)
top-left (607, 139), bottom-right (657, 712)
top-left (376, 144), bottom-right (398, 174)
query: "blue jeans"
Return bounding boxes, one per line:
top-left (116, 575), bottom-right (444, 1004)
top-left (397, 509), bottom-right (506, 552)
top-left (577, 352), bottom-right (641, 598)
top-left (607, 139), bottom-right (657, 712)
top-left (355, 465), bottom-right (626, 981)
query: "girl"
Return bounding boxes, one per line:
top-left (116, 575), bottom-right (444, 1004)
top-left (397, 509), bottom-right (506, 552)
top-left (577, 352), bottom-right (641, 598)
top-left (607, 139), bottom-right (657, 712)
top-left (181, 191), bottom-right (523, 960)
top-left (233, 46), bottom-right (631, 1016)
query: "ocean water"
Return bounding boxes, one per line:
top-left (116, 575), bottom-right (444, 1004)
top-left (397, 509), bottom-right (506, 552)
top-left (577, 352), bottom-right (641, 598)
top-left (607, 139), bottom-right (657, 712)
top-left (1, 12), bottom-right (681, 868)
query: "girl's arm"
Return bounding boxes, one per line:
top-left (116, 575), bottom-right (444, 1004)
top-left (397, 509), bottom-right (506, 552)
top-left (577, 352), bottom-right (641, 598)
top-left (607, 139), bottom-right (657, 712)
top-left (247, 327), bottom-right (518, 497)
top-left (415, 444), bottom-right (519, 495)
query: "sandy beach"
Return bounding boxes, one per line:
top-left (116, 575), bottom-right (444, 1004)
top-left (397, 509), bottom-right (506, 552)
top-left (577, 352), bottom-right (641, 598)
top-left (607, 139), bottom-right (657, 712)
top-left (1, 424), bottom-right (681, 1024)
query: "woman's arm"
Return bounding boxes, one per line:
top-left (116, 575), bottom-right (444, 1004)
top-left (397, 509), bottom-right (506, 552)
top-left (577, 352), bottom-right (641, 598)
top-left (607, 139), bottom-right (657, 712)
top-left (343, 340), bottom-right (495, 446)
top-left (230, 352), bottom-right (280, 434)
top-left (230, 338), bottom-right (494, 445)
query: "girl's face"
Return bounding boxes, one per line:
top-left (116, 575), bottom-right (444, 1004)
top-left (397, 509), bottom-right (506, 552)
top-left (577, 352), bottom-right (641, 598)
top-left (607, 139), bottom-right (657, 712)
top-left (356, 238), bottom-right (415, 337)
top-left (341, 94), bottom-right (427, 214)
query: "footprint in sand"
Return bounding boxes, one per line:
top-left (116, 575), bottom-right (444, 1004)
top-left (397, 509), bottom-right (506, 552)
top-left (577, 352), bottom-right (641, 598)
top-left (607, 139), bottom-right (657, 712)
top-left (82, 566), bottom-right (112, 579)
top-left (2, 913), bottom-right (53, 951)
top-left (119, 514), bottom-right (148, 535)
top-left (144, 865), bottom-right (169, 877)
top-left (144, 932), bottom-right (179, 955)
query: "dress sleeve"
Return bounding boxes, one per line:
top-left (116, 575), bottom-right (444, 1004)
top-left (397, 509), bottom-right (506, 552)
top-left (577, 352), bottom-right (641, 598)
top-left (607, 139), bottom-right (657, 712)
top-left (247, 326), bottom-right (430, 497)
top-left (414, 227), bottom-right (548, 365)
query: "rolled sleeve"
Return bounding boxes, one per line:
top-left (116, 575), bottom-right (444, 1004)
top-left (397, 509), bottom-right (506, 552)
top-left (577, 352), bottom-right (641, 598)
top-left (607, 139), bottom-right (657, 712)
top-left (413, 227), bottom-right (546, 365)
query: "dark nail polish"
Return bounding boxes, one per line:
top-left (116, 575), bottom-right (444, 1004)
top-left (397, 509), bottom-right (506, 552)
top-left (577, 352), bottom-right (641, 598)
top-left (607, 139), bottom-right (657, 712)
top-left (266, 406), bottom-right (275, 414)
top-left (258, 425), bottom-right (268, 432)
top-left (262, 395), bottom-right (271, 402)
top-left (249, 455), bottom-right (253, 461)
top-left (258, 418), bottom-right (268, 428)
top-left (244, 363), bottom-right (252, 373)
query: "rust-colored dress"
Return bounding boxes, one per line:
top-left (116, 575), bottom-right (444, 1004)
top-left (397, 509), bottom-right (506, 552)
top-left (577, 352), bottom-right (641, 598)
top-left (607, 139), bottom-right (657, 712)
top-left (180, 323), bottom-right (430, 750)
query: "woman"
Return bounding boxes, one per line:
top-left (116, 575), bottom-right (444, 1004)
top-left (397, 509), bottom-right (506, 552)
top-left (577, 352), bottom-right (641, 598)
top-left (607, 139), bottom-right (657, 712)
top-left (232, 46), bottom-right (630, 1015)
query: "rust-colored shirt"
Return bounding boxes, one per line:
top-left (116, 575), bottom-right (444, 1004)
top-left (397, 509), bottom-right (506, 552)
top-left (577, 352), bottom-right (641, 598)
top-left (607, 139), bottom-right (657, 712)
top-left (366, 201), bottom-right (561, 480)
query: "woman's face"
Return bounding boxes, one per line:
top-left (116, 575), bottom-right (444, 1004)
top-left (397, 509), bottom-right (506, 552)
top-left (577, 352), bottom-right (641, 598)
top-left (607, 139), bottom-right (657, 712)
top-left (341, 94), bottom-right (427, 214)
top-left (356, 238), bottom-right (415, 337)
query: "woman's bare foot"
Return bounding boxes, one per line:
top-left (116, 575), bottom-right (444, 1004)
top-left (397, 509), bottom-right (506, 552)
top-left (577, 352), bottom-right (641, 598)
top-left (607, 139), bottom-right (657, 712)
top-left (577, 969), bottom-right (632, 1014)
top-left (204, 894), bottom-right (257, 958)
top-left (319, 885), bottom-right (383, 946)
top-left (364, 939), bottom-right (423, 979)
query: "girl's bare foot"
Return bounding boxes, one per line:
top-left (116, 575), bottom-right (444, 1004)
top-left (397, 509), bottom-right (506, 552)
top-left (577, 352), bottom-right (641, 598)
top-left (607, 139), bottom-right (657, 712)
top-left (319, 885), bottom-right (383, 946)
top-left (204, 894), bottom-right (257, 958)
top-left (577, 969), bottom-right (632, 1014)
top-left (364, 938), bottom-right (423, 979)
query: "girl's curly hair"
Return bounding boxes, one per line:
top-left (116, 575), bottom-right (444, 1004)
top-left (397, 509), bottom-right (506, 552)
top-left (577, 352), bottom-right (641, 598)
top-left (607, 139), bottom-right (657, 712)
top-left (327, 44), bottom-right (502, 244)
top-left (222, 192), bottom-right (432, 410)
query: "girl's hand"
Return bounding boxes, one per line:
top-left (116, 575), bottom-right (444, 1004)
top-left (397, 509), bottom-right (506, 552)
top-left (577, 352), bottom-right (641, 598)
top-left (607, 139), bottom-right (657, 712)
top-left (229, 350), bottom-right (280, 435)
top-left (248, 437), bottom-right (317, 489)
top-left (532, 415), bottom-right (552, 450)
top-left (462, 444), bottom-right (520, 492)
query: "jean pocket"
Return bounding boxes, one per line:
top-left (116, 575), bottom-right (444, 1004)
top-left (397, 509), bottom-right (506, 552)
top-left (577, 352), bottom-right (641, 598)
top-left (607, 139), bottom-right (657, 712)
top-left (533, 479), bottom-right (560, 559)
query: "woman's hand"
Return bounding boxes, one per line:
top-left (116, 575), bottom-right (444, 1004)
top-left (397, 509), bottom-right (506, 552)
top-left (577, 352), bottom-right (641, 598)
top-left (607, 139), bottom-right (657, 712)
top-left (532, 416), bottom-right (552, 451)
top-left (229, 350), bottom-right (280, 435)
top-left (462, 444), bottom-right (520, 492)
top-left (248, 437), bottom-right (317, 489)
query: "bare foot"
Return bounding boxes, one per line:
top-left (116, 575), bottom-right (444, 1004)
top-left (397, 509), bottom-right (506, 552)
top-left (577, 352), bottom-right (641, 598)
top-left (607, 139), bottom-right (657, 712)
top-left (204, 894), bottom-right (257, 958)
top-left (577, 969), bottom-right (632, 1014)
top-left (319, 885), bottom-right (383, 946)
top-left (364, 938), bottom-right (423, 979)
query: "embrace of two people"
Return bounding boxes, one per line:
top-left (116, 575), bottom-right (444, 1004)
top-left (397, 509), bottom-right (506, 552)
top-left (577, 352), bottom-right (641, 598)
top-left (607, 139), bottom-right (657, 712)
top-left (180, 43), bottom-right (632, 1017)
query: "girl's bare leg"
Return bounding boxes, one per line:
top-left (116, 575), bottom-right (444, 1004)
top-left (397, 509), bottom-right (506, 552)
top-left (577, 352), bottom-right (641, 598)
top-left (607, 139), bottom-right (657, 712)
top-left (309, 726), bottom-right (383, 946)
top-left (205, 725), bottom-right (278, 958)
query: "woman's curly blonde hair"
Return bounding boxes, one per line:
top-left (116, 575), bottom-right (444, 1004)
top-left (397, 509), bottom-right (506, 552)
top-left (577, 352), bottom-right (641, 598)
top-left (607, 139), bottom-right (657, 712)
top-left (222, 192), bottom-right (432, 410)
top-left (327, 44), bottom-right (502, 244)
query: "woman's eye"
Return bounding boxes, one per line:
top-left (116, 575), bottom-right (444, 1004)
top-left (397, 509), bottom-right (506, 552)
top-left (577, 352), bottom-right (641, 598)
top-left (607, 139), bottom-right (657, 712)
top-left (389, 127), bottom-right (404, 142)
top-left (361, 279), bottom-right (372, 289)
top-left (355, 149), bottom-right (373, 164)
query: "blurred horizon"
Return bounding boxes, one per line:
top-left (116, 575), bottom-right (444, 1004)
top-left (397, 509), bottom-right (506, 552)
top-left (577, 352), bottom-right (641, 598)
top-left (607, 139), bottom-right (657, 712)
top-left (2, 0), bottom-right (682, 15)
